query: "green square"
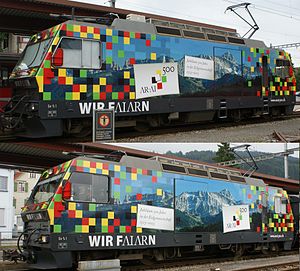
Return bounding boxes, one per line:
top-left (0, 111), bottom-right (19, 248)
top-left (137, 168), bottom-right (142, 174)
top-left (112, 92), bottom-right (118, 100)
top-left (37, 69), bottom-right (43, 76)
top-left (130, 32), bottom-right (135, 38)
top-left (112, 36), bottom-right (119, 44)
top-left (80, 70), bottom-right (87, 78)
top-left (249, 217), bottom-right (252, 223)
top-left (247, 81), bottom-right (252, 87)
top-left (151, 34), bottom-right (156, 41)
top-left (275, 91), bottom-right (279, 96)
top-left (157, 171), bottom-right (162, 177)
top-left (114, 192), bottom-right (120, 199)
top-left (120, 172), bottom-right (126, 179)
top-left (239, 215), bottom-right (242, 220)
top-left (118, 50), bottom-right (125, 58)
top-left (242, 188), bottom-right (246, 194)
top-left (89, 203), bottom-right (96, 211)
top-left (242, 50), bottom-right (245, 57)
top-left (43, 92), bottom-right (51, 101)
top-left (75, 225), bottom-right (82, 233)
top-left (278, 219), bottom-right (281, 223)
top-left (259, 48), bottom-right (264, 54)
top-left (274, 227), bottom-right (277, 232)
top-left (65, 92), bottom-right (73, 100)
top-left (66, 24), bottom-right (73, 31)
top-left (162, 76), bottom-right (167, 83)
top-left (54, 193), bottom-right (62, 202)
top-left (93, 92), bottom-right (100, 100)
top-left (77, 160), bottom-right (83, 166)
top-left (106, 57), bottom-right (112, 64)
top-left (54, 225), bottom-right (61, 233)
top-left (130, 78), bottom-right (135, 86)
top-left (44, 60), bottom-right (51, 68)
top-left (253, 52), bottom-right (256, 58)
top-left (126, 186), bottom-right (132, 193)
top-left (119, 226), bottom-right (126, 233)
top-left (102, 226), bottom-right (108, 233)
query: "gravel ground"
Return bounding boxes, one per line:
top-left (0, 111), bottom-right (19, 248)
top-left (117, 118), bottom-right (300, 143)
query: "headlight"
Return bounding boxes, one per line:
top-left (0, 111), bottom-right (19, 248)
top-left (29, 103), bottom-right (39, 112)
top-left (39, 235), bottom-right (50, 244)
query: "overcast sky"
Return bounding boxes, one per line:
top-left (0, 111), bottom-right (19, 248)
top-left (71, 0), bottom-right (300, 66)
top-left (112, 143), bottom-right (299, 158)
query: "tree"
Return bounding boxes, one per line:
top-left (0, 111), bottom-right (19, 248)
top-left (294, 67), bottom-right (300, 92)
top-left (213, 143), bottom-right (235, 163)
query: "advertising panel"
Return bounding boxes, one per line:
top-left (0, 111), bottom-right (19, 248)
top-left (184, 55), bottom-right (214, 80)
top-left (222, 204), bottom-right (250, 233)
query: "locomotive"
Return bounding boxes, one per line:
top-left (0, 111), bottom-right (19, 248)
top-left (16, 154), bottom-right (298, 269)
top-left (0, 14), bottom-right (296, 137)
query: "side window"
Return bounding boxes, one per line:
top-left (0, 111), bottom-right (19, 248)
top-left (275, 59), bottom-right (290, 79)
top-left (274, 196), bottom-right (287, 214)
top-left (57, 38), bottom-right (101, 69)
top-left (69, 172), bottom-right (109, 203)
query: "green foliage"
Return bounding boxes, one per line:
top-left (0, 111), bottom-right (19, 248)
top-left (213, 143), bottom-right (235, 163)
top-left (295, 67), bottom-right (300, 91)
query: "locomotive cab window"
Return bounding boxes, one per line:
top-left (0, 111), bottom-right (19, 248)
top-left (68, 172), bottom-right (109, 203)
top-left (274, 196), bottom-right (287, 214)
top-left (54, 38), bottom-right (101, 69)
top-left (275, 59), bottom-right (290, 79)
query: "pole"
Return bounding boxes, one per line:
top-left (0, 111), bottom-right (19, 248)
top-left (110, 0), bottom-right (116, 8)
top-left (284, 143), bottom-right (289, 179)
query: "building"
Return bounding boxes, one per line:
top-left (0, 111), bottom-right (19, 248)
top-left (13, 171), bottom-right (40, 232)
top-left (0, 168), bottom-right (14, 239)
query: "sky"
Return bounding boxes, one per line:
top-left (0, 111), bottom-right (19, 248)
top-left (70, 0), bottom-right (300, 66)
top-left (112, 143), bottom-right (300, 158)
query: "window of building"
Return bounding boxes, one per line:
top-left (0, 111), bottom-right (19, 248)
top-left (30, 173), bottom-right (36, 179)
top-left (17, 182), bottom-right (27, 192)
top-left (0, 209), bottom-right (4, 226)
top-left (13, 198), bottom-right (16, 208)
top-left (69, 172), bottom-right (109, 203)
top-left (57, 38), bottom-right (101, 69)
top-left (0, 176), bottom-right (8, 192)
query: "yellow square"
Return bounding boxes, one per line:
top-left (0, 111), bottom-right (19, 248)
top-left (53, 36), bottom-right (60, 46)
top-left (106, 29), bottom-right (113, 36)
top-left (83, 161), bottom-right (90, 168)
top-left (131, 173), bottom-right (137, 180)
top-left (259, 57), bottom-right (262, 63)
top-left (58, 69), bottom-right (66, 77)
top-left (258, 195), bottom-right (262, 201)
top-left (136, 227), bottom-right (143, 233)
top-left (250, 47), bottom-right (254, 52)
top-left (102, 169), bottom-right (109, 175)
top-left (151, 53), bottom-right (156, 60)
top-left (75, 210), bottom-right (83, 218)
top-left (108, 211), bottom-right (114, 219)
top-left (114, 165), bottom-right (120, 172)
top-left (74, 25), bottom-right (80, 32)
top-left (66, 77), bottom-right (73, 85)
top-left (250, 66), bottom-right (255, 72)
top-left (94, 34), bottom-right (100, 40)
top-left (36, 76), bottom-right (44, 92)
top-left (90, 168), bottom-right (96, 174)
top-left (124, 37), bottom-right (130, 45)
top-left (129, 92), bottom-right (135, 99)
top-left (72, 92), bottom-right (80, 100)
top-left (82, 225), bottom-right (89, 233)
top-left (96, 162), bottom-right (102, 169)
top-left (278, 227), bottom-right (281, 232)
top-left (131, 206), bottom-right (137, 213)
top-left (80, 85), bottom-right (87, 93)
top-left (89, 218), bottom-right (96, 226)
top-left (48, 209), bottom-right (54, 225)
top-left (271, 86), bottom-right (276, 91)
top-left (93, 85), bottom-right (100, 92)
top-left (124, 71), bottom-right (130, 79)
top-left (80, 32), bottom-right (88, 38)
top-left (87, 26), bottom-right (93, 34)
top-left (269, 223), bottom-right (274, 228)
top-left (63, 171), bottom-right (71, 180)
top-left (101, 218), bottom-right (108, 226)
top-left (100, 77), bottom-right (106, 85)
top-left (69, 202), bottom-right (76, 210)
top-left (157, 188), bottom-right (163, 196)
top-left (251, 203), bottom-right (254, 209)
top-left (156, 70), bottom-right (161, 75)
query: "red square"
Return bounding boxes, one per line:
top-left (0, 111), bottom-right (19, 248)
top-left (108, 226), bottom-right (114, 233)
top-left (247, 56), bottom-right (251, 62)
top-left (58, 77), bottom-right (66, 85)
top-left (124, 85), bottom-right (130, 92)
top-left (103, 164), bottom-right (109, 170)
top-left (135, 33), bottom-right (141, 39)
top-left (265, 91), bottom-right (269, 96)
top-left (131, 168), bottom-right (137, 173)
top-left (82, 218), bottom-right (89, 225)
top-left (76, 166), bottom-right (83, 172)
top-left (266, 50), bottom-right (270, 54)
top-left (45, 52), bottom-right (52, 61)
top-left (126, 226), bottom-right (131, 233)
top-left (131, 219), bottom-right (136, 226)
top-left (81, 26), bottom-right (87, 32)
top-left (114, 178), bottom-right (120, 185)
top-left (66, 31), bottom-right (73, 37)
top-left (90, 161), bottom-right (96, 168)
top-left (124, 31), bottom-right (130, 37)
top-left (94, 28), bottom-right (100, 34)
top-left (118, 92), bottom-right (124, 100)
top-left (73, 85), bottom-right (80, 92)
top-left (157, 82), bottom-right (163, 90)
top-left (106, 85), bottom-right (112, 92)
top-left (68, 210), bottom-right (75, 218)
top-left (114, 219), bottom-right (120, 226)
top-left (142, 169), bottom-right (148, 175)
top-left (100, 92), bottom-right (106, 100)
top-left (129, 58), bottom-right (136, 65)
top-left (236, 220), bottom-right (240, 226)
top-left (256, 91), bottom-right (261, 97)
top-left (61, 24), bottom-right (67, 31)
top-left (146, 40), bottom-right (151, 47)
top-left (256, 227), bottom-right (260, 232)
top-left (106, 42), bottom-right (113, 50)
top-left (152, 176), bottom-right (157, 183)
top-left (247, 194), bottom-right (252, 199)
top-left (136, 194), bottom-right (142, 200)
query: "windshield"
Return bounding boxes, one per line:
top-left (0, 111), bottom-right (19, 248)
top-left (13, 38), bottom-right (52, 72)
top-left (30, 173), bottom-right (63, 204)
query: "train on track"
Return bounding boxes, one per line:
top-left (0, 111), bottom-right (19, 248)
top-left (8, 154), bottom-right (299, 269)
top-left (0, 14), bottom-right (297, 137)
